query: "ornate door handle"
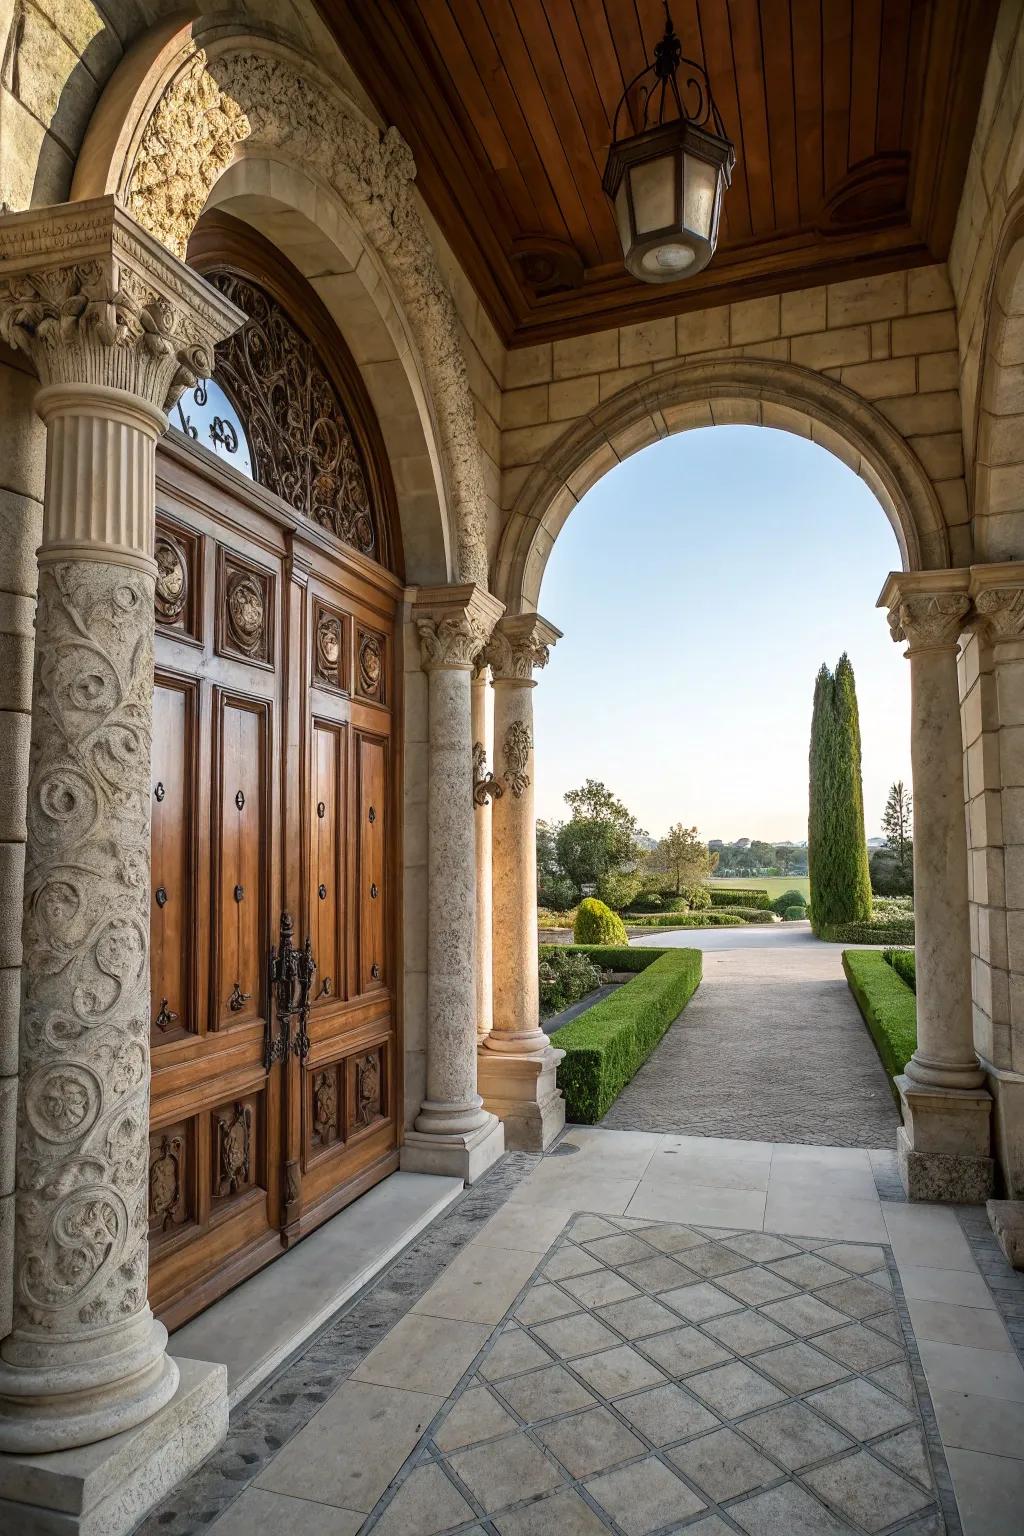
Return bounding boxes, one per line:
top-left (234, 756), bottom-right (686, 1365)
top-left (266, 912), bottom-right (318, 1068)
top-left (154, 998), bottom-right (179, 1031)
top-left (228, 981), bottom-right (252, 1012)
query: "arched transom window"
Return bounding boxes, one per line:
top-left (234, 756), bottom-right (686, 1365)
top-left (174, 270), bottom-right (383, 564)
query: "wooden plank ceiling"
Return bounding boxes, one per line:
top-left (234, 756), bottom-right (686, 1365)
top-left (319, 1), bottom-right (998, 345)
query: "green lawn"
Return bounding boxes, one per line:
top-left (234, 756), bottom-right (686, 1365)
top-left (710, 876), bottom-right (811, 901)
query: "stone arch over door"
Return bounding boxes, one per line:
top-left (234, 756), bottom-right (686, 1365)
top-left (972, 196), bottom-right (1024, 563)
top-left (495, 357), bottom-right (952, 615)
top-left (68, 20), bottom-right (488, 588)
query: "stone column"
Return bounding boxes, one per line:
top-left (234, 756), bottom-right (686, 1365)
top-left (478, 613), bottom-right (566, 1150)
top-left (472, 665), bottom-right (499, 1044)
top-left (880, 570), bottom-right (994, 1201)
top-left (0, 198), bottom-right (241, 1469)
top-left (400, 585), bottom-right (507, 1184)
top-left (970, 564), bottom-right (1024, 1204)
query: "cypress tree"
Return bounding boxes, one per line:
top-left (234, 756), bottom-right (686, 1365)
top-left (808, 654), bottom-right (873, 931)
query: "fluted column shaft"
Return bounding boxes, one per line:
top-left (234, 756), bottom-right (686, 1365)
top-left (413, 586), bottom-right (504, 1138)
top-left (884, 576), bottom-right (981, 1089)
top-left (0, 198), bottom-right (242, 1452)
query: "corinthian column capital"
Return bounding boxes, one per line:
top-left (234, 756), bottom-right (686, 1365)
top-left (970, 563), bottom-right (1024, 644)
top-left (484, 612), bottom-right (562, 684)
top-left (878, 570), bottom-right (971, 654)
top-left (0, 196), bottom-right (243, 415)
top-left (414, 583), bottom-right (505, 672)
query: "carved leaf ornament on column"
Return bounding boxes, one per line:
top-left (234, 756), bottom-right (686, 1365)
top-left (503, 720), bottom-right (533, 799)
top-left (887, 592), bottom-right (971, 651)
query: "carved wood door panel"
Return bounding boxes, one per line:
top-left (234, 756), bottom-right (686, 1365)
top-left (283, 572), bottom-right (399, 1239)
top-left (147, 484), bottom-right (285, 1330)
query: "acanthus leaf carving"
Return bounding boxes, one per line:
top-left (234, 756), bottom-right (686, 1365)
top-left (888, 592), bottom-right (970, 652)
top-left (502, 719), bottom-right (533, 800)
top-left (974, 585), bottom-right (1024, 642)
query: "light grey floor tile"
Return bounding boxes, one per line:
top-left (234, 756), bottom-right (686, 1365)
top-left (618, 1252), bottom-right (696, 1293)
top-left (873, 1424), bottom-right (934, 1488)
top-left (586, 1454), bottom-right (707, 1533)
top-left (764, 1191), bottom-right (887, 1243)
top-left (492, 1362), bottom-right (596, 1422)
top-left (760, 1293), bottom-right (849, 1336)
top-left (815, 1243), bottom-right (887, 1274)
top-left (882, 1205), bottom-right (979, 1272)
top-left (636, 1324), bottom-right (732, 1376)
top-left (806, 1377), bottom-right (916, 1439)
top-left (533, 1404), bottom-right (646, 1478)
top-left (583, 1232), bottom-right (654, 1265)
top-left (897, 1263), bottom-right (996, 1308)
top-left (767, 1253), bottom-right (849, 1289)
top-left (740, 1401), bottom-right (854, 1470)
top-left (209, 1488), bottom-right (364, 1536)
top-left (372, 1462), bottom-right (474, 1536)
top-left (702, 1307), bottom-right (793, 1357)
top-left (730, 1479), bottom-right (859, 1535)
top-left (627, 1180), bottom-right (767, 1229)
top-left (413, 1242), bottom-right (539, 1325)
top-left (931, 1389), bottom-right (1024, 1459)
top-left (918, 1338), bottom-right (1024, 1402)
top-left (570, 1342), bottom-right (667, 1398)
top-left (685, 1360), bottom-right (786, 1417)
top-left (447, 1430), bottom-right (564, 1511)
top-left (676, 1242), bottom-right (753, 1278)
top-left (767, 1163), bottom-right (879, 1202)
top-left (753, 1340), bottom-right (850, 1393)
top-left (433, 1384), bottom-right (520, 1452)
top-left (716, 1266), bottom-right (798, 1306)
top-left (543, 1244), bottom-right (604, 1281)
top-left (803, 1448), bottom-right (932, 1532)
top-left (531, 1310), bottom-right (622, 1359)
top-left (257, 1379), bottom-right (444, 1512)
top-left (559, 1267), bottom-right (641, 1308)
top-left (471, 1203), bottom-right (577, 1253)
top-left (815, 1321), bottom-right (903, 1372)
top-left (352, 1312), bottom-right (490, 1395)
top-left (515, 1281), bottom-right (580, 1325)
top-left (907, 1298), bottom-right (1014, 1351)
top-left (491, 1487), bottom-right (608, 1535)
top-left (946, 1448), bottom-right (1024, 1536)
top-left (659, 1281), bottom-right (745, 1321)
top-left (635, 1222), bottom-right (708, 1255)
top-left (595, 1292), bottom-right (681, 1339)
top-left (814, 1275), bottom-right (895, 1320)
top-left (720, 1233), bottom-right (800, 1263)
top-left (668, 1425), bottom-right (779, 1502)
top-left (613, 1380), bottom-right (720, 1443)
top-left (868, 1360), bottom-right (916, 1406)
top-left (479, 1326), bottom-right (555, 1381)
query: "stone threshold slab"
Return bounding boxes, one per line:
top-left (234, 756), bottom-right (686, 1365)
top-left (171, 1171), bottom-right (463, 1406)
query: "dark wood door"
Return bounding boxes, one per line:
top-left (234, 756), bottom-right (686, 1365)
top-left (146, 444), bottom-right (400, 1329)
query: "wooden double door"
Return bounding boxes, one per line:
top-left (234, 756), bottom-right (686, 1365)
top-left (146, 442), bottom-right (400, 1329)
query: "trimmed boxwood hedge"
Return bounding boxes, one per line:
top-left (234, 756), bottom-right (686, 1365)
top-left (818, 917), bottom-right (915, 944)
top-left (843, 948), bottom-right (917, 1087)
top-left (624, 911), bottom-right (745, 928)
top-left (709, 887), bottom-right (771, 909)
top-left (539, 944), bottom-right (666, 972)
top-left (550, 948), bottom-right (702, 1122)
top-left (884, 947), bottom-right (916, 992)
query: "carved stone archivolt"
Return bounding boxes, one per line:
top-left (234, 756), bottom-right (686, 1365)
top-left (502, 720), bottom-right (533, 800)
top-left (118, 39), bottom-right (488, 584)
top-left (205, 272), bottom-right (380, 560)
top-left (7, 559), bottom-right (155, 1338)
top-left (0, 199), bottom-right (243, 414)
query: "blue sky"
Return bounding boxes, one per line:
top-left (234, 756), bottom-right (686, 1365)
top-left (533, 425), bottom-right (910, 844)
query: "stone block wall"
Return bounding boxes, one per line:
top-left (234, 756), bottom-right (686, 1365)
top-left (498, 267), bottom-right (969, 569)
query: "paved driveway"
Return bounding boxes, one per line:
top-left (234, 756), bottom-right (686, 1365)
top-left (604, 924), bottom-right (899, 1148)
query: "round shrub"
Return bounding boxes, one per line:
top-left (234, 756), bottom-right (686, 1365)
top-left (683, 884), bottom-right (711, 911)
top-left (771, 888), bottom-right (807, 915)
top-left (574, 897), bottom-right (628, 946)
top-left (783, 905), bottom-right (806, 921)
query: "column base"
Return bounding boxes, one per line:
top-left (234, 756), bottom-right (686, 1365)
top-left (400, 1113), bottom-right (505, 1183)
top-left (0, 1357), bottom-right (227, 1536)
top-left (478, 1044), bottom-right (566, 1151)
top-left (988, 1201), bottom-right (1024, 1269)
top-left (896, 1075), bottom-right (994, 1203)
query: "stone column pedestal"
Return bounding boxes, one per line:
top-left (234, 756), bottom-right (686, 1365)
top-left (881, 570), bottom-right (994, 1201)
top-left (400, 585), bottom-right (506, 1184)
top-left (479, 614), bottom-right (565, 1151)
top-left (0, 199), bottom-right (240, 1530)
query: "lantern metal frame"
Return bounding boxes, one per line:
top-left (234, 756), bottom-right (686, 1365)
top-left (602, 3), bottom-right (736, 284)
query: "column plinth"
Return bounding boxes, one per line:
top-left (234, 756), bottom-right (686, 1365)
top-left (0, 197), bottom-right (241, 1472)
top-left (478, 614), bottom-right (566, 1150)
top-left (401, 585), bottom-right (506, 1183)
top-left (880, 570), bottom-right (994, 1202)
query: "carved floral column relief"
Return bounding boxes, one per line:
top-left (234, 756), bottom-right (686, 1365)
top-left (0, 200), bottom-right (242, 1452)
top-left (118, 39), bottom-right (489, 588)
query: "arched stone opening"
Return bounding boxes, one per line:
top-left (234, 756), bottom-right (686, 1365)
top-left (68, 19), bottom-right (487, 587)
top-left (495, 357), bottom-right (951, 615)
top-left (972, 198), bottom-right (1024, 562)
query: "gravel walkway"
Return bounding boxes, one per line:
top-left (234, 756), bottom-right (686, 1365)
top-left (600, 925), bottom-right (899, 1148)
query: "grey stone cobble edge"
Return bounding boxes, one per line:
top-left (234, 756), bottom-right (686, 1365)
top-left (132, 1150), bottom-right (542, 1536)
top-left (360, 1216), bottom-right (955, 1536)
top-left (953, 1203), bottom-right (1024, 1365)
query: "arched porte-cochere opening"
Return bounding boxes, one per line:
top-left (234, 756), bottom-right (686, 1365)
top-left (147, 215), bottom-right (402, 1328)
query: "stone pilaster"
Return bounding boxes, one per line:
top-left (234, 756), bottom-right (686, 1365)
top-left (970, 564), bottom-right (1024, 1200)
top-left (880, 569), bottom-right (994, 1202)
top-left (472, 666), bottom-right (499, 1045)
top-left (479, 613), bottom-right (566, 1151)
top-left (0, 197), bottom-right (241, 1477)
top-left (400, 585), bottom-right (506, 1183)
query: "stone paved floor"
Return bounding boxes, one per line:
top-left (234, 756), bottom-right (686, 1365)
top-left (604, 930), bottom-right (899, 1147)
top-left (362, 1214), bottom-right (948, 1536)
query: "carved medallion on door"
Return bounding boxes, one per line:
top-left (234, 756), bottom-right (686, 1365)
top-left (154, 517), bottom-right (202, 641)
top-left (216, 548), bottom-right (275, 667)
top-left (313, 599), bottom-right (349, 693)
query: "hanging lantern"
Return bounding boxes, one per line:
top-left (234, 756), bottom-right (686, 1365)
top-left (603, 4), bottom-right (735, 284)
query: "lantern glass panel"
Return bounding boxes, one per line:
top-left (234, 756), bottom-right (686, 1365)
top-left (629, 154), bottom-right (676, 235)
top-left (614, 181), bottom-right (633, 255)
top-left (683, 154), bottom-right (718, 241)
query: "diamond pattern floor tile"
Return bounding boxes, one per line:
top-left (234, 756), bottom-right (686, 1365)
top-left (362, 1213), bottom-right (949, 1536)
